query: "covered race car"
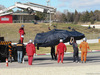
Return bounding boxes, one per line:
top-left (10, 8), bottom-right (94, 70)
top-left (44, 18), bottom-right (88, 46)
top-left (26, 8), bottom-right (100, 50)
top-left (34, 29), bottom-right (85, 47)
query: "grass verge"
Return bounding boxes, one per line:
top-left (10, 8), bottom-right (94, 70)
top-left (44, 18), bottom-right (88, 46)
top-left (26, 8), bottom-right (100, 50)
top-left (36, 43), bottom-right (100, 54)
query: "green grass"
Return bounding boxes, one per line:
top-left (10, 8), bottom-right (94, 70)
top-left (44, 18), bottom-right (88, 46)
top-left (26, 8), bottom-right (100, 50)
top-left (54, 23), bottom-right (100, 39)
top-left (0, 23), bottom-right (100, 54)
top-left (0, 23), bottom-right (100, 42)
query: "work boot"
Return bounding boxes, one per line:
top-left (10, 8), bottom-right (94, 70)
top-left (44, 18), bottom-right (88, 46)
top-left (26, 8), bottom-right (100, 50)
top-left (61, 62), bottom-right (64, 64)
top-left (52, 57), bottom-right (54, 60)
top-left (55, 56), bottom-right (57, 60)
top-left (81, 61), bottom-right (83, 63)
top-left (51, 58), bottom-right (54, 60)
top-left (73, 60), bottom-right (75, 63)
top-left (76, 61), bottom-right (79, 63)
top-left (77, 61), bottom-right (80, 63)
top-left (84, 61), bottom-right (86, 63)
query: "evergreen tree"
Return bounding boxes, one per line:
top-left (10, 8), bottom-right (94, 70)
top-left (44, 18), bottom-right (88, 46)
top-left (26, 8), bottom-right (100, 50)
top-left (89, 11), bottom-right (95, 24)
top-left (85, 11), bottom-right (90, 22)
top-left (61, 13), bottom-right (67, 22)
top-left (67, 12), bottom-right (72, 22)
top-left (74, 10), bottom-right (79, 24)
top-left (80, 13), bottom-right (86, 23)
top-left (35, 11), bottom-right (46, 20)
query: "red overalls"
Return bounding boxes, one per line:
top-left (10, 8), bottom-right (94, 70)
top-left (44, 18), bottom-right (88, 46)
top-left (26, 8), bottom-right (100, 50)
top-left (26, 43), bottom-right (36, 65)
top-left (19, 28), bottom-right (25, 43)
top-left (57, 42), bottom-right (67, 63)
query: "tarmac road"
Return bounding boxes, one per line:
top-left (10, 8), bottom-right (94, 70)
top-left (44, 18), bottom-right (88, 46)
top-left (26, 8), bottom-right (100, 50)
top-left (0, 51), bottom-right (100, 75)
top-left (0, 51), bottom-right (100, 68)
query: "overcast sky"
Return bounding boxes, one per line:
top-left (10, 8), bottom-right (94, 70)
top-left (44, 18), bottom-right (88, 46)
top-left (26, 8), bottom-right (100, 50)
top-left (0, 0), bottom-right (100, 12)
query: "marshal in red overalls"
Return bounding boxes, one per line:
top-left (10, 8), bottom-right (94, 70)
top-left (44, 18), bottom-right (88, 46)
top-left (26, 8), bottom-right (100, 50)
top-left (19, 25), bottom-right (25, 43)
top-left (57, 41), bottom-right (67, 63)
top-left (26, 40), bottom-right (36, 65)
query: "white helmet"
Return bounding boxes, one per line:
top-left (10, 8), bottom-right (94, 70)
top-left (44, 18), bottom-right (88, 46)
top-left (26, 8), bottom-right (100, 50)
top-left (83, 38), bottom-right (87, 41)
top-left (60, 39), bottom-right (63, 42)
top-left (29, 40), bottom-right (33, 43)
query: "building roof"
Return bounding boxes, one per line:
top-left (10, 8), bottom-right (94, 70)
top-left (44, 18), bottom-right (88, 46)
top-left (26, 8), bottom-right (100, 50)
top-left (12, 12), bottom-right (35, 15)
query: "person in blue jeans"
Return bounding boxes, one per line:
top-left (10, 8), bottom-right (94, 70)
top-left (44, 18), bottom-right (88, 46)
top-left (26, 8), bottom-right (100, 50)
top-left (16, 40), bottom-right (24, 63)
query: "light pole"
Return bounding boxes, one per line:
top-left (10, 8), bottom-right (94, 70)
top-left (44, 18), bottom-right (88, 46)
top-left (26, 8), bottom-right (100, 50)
top-left (46, 0), bottom-right (51, 26)
top-left (21, 9), bottom-right (24, 23)
top-left (47, 0), bottom-right (50, 6)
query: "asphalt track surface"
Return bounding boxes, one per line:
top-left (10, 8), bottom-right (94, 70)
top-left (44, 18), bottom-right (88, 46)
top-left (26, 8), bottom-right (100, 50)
top-left (0, 51), bottom-right (100, 68)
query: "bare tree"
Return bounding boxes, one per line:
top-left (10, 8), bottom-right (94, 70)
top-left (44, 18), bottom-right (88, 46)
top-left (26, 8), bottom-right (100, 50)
top-left (0, 5), bottom-right (6, 10)
top-left (55, 11), bottom-right (62, 22)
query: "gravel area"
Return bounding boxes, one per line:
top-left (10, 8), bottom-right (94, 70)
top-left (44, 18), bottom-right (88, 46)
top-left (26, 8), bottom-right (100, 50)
top-left (0, 65), bottom-right (100, 75)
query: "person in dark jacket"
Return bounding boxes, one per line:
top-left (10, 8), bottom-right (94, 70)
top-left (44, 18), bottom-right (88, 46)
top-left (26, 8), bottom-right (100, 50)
top-left (69, 37), bottom-right (79, 63)
top-left (16, 40), bottom-right (24, 63)
top-left (51, 46), bottom-right (56, 60)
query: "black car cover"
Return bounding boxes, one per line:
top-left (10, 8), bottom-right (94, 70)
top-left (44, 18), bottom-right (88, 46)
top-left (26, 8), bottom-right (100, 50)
top-left (34, 29), bottom-right (85, 47)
